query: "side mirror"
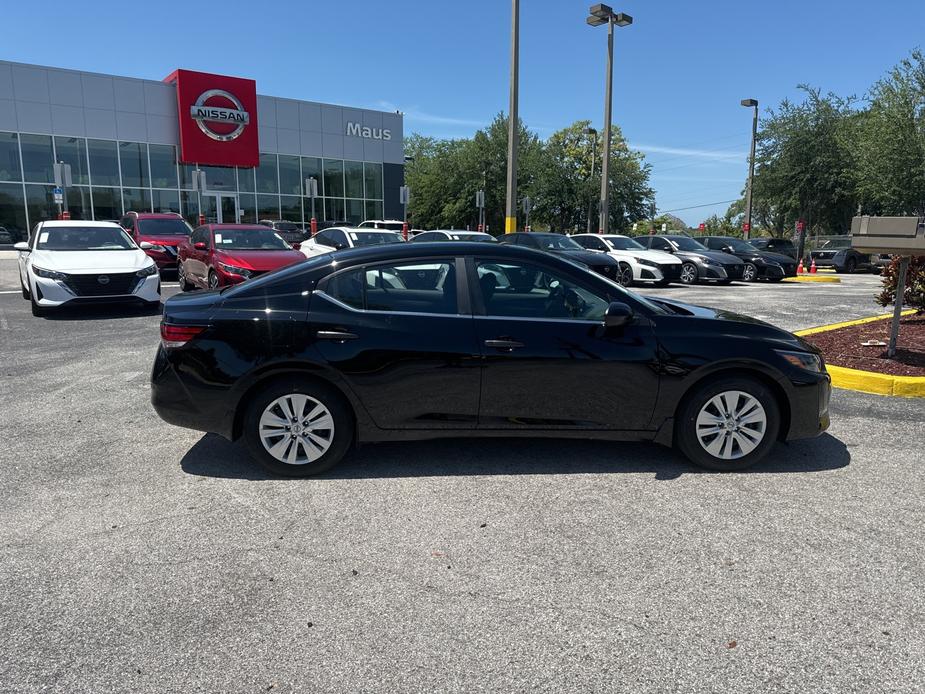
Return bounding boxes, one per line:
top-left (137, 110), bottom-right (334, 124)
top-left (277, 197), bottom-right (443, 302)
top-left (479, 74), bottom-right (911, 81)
top-left (13, 241), bottom-right (30, 251)
top-left (194, 242), bottom-right (207, 250)
top-left (139, 241), bottom-right (153, 250)
top-left (291, 242), bottom-right (301, 250)
top-left (604, 301), bottom-right (634, 329)
top-left (723, 246), bottom-right (735, 254)
top-left (332, 242), bottom-right (347, 250)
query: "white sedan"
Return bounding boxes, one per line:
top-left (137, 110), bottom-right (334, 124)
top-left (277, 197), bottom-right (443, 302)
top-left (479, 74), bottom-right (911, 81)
top-left (15, 220), bottom-right (161, 316)
top-left (299, 226), bottom-right (405, 258)
top-left (571, 234), bottom-right (683, 286)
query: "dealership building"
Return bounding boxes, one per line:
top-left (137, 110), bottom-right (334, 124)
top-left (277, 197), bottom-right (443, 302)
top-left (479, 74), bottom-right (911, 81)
top-left (0, 60), bottom-right (404, 242)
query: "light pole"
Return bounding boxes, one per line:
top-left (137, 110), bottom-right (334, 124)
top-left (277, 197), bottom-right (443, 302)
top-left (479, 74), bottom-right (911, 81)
top-left (583, 126), bottom-right (597, 233)
top-left (741, 98), bottom-right (758, 240)
top-left (505, 0), bottom-right (520, 233)
top-left (587, 5), bottom-right (632, 235)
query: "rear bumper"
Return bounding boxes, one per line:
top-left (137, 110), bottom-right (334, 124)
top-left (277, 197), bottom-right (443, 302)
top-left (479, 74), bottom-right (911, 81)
top-left (150, 345), bottom-right (234, 439)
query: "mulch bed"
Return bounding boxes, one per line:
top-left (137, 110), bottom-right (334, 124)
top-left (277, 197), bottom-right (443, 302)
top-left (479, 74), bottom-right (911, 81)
top-left (803, 313), bottom-right (925, 377)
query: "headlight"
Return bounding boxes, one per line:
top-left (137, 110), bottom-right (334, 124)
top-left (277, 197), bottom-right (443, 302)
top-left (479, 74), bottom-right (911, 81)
top-left (776, 349), bottom-right (824, 373)
top-left (218, 262), bottom-right (252, 278)
top-left (136, 264), bottom-right (159, 277)
top-left (636, 257), bottom-right (657, 267)
top-left (145, 244), bottom-right (167, 252)
top-left (699, 257), bottom-right (720, 266)
top-left (32, 266), bottom-right (67, 280)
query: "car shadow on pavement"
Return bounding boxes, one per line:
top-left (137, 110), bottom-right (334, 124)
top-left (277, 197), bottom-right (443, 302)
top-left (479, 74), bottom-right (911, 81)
top-left (180, 433), bottom-right (850, 481)
top-left (41, 302), bottom-right (162, 320)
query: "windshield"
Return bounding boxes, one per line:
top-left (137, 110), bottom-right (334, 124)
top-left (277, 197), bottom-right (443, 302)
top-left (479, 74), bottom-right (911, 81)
top-left (214, 228), bottom-right (291, 250)
top-left (36, 226), bottom-right (135, 251)
top-left (451, 233), bottom-right (496, 242)
top-left (668, 236), bottom-right (710, 252)
top-left (359, 221), bottom-right (404, 231)
top-left (138, 218), bottom-right (192, 236)
top-left (821, 238), bottom-right (850, 249)
top-left (723, 238), bottom-right (759, 253)
top-left (352, 231), bottom-right (404, 246)
top-left (533, 234), bottom-right (583, 250)
top-left (603, 235), bottom-right (645, 251)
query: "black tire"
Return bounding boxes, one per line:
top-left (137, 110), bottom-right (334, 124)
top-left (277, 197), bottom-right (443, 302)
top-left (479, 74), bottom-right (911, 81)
top-left (208, 270), bottom-right (220, 290)
top-left (242, 378), bottom-right (354, 477)
top-left (680, 262), bottom-right (698, 285)
top-left (742, 262), bottom-right (758, 282)
top-left (20, 274), bottom-right (29, 299)
top-left (177, 262), bottom-right (194, 291)
top-left (617, 262), bottom-right (634, 287)
top-left (717, 279), bottom-right (733, 285)
top-left (844, 257), bottom-right (857, 274)
top-left (675, 376), bottom-right (780, 471)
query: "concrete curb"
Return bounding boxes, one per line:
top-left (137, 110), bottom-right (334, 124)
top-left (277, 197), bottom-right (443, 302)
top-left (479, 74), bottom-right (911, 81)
top-left (795, 311), bottom-right (925, 398)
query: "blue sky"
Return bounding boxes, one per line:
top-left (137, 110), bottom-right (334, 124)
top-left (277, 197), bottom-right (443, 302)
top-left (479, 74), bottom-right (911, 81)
top-left (4, 0), bottom-right (923, 224)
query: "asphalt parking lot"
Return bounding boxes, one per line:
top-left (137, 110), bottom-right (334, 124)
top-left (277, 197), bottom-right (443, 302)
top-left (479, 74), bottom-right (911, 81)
top-left (1, 257), bottom-right (922, 693)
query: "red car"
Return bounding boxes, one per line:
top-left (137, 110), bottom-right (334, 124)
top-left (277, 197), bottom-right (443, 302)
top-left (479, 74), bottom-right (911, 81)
top-left (177, 224), bottom-right (305, 291)
top-left (120, 212), bottom-right (193, 271)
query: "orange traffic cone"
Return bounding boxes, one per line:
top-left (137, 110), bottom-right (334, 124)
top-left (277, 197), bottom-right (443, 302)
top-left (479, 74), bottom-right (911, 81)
top-left (810, 258), bottom-right (817, 274)
top-left (797, 258), bottom-right (804, 274)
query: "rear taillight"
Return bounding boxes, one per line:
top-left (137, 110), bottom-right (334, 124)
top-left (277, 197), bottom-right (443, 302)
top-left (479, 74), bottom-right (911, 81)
top-left (160, 323), bottom-right (205, 348)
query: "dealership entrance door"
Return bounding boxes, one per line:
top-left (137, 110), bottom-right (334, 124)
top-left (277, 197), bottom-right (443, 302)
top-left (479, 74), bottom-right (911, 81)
top-left (201, 193), bottom-right (240, 224)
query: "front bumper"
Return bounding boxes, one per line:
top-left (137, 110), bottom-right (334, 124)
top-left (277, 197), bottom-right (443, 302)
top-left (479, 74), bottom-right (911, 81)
top-left (638, 263), bottom-right (682, 283)
top-left (785, 372), bottom-right (832, 441)
top-left (700, 264), bottom-right (728, 280)
top-left (31, 272), bottom-right (161, 307)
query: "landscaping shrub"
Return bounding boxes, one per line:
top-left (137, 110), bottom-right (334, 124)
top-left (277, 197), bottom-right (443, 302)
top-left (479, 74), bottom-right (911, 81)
top-left (877, 255), bottom-right (925, 312)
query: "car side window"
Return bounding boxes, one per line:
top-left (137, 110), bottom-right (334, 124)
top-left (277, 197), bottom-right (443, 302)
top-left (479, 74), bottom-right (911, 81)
top-left (703, 238), bottom-right (718, 250)
top-left (414, 232), bottom-right (436, 242)
top-left (582, 236), bottom-right (607, 251)
top-left (515, 234), bottom-right (537, 248)
top-left (191, 227), bottom-right (208, 245)
top-left (331, 229), bottom-right (348, 248)
top-left (325, 260), bottom-right (458, 315)
top-left (475, 260), bottom-right (609, 321)
top-left (313, 230), bottom-right (334, 246)
top-left (650, 237), bottom-right (670, 251)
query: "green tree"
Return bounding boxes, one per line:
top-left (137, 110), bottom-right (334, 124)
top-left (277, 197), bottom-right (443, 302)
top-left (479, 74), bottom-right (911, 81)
top-left (854, 49), bottom-right (925, 216)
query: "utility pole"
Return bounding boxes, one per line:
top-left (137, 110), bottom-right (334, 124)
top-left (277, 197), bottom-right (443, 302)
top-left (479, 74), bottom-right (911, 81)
top-left (741, 98), bottom-right (759, 239)
top-left (504, 0), bottom-right (520, 233)
top-left (584, 127), bottom-right (597, 233)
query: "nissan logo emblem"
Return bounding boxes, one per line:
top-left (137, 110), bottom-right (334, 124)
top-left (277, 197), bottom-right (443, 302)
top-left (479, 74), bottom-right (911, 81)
top-left (190, 89), bottom-right (250, 142)
top-left (97, 275), bottom-right (110, 285)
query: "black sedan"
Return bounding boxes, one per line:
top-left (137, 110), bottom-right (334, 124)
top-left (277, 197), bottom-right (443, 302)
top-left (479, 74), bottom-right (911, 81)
top-left (700, 236), bottom-right (798, 281)
top-left (639, 234), bottom-right (746, 284)
top-left (151, 243), bottom-right (831, 477)
top-left (497, 232), bottom-right (631, 286)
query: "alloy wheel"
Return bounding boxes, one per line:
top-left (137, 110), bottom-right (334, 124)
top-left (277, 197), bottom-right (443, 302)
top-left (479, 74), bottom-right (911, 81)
top-left (743, 263), bottom-right (757, 282)
top-left (695, 390), bottom-right (767, 460)
top-left (618, 264), bottom-right (634, 287)
top-left (680, 263), bottom-right (697, 284)
top-left (208, 272), bottom-right (219, 290)
top-left (258, 394), bottom-right (335, 465)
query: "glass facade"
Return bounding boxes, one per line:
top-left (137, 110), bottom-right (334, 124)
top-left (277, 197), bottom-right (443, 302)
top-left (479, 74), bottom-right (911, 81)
top-left (0, 131), bottom-right (386, 243)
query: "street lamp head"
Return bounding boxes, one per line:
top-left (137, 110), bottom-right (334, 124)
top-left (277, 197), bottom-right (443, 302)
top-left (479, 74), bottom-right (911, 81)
top-left (741, 98), bottom-right (758, 108)
top-left (589, 3), bottom-right (613, 19)
top-left (613, 12), bottom-right (633, 26)
top-left (586, 14), bottom-right (607, 26)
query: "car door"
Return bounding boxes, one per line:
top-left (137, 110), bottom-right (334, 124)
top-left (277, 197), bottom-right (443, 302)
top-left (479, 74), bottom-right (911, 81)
top-left (470, 256), bottom-right (659, 430)
top-left (187, 227), bottom-right (210, 286)
top-left (309, 256), bottom-right (481, 429)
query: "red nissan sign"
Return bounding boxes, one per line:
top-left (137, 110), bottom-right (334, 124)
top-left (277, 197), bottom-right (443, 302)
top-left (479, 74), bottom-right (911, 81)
top-left (164, 69), bottom-right (259, 167)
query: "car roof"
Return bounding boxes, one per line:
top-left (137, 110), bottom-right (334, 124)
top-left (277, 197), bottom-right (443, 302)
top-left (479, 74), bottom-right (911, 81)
top-left (319, 241), bottom-right (570, 264)
top-left (127, 212), bottom-right (183, 219)
top-left (39, 220), bottom-right (122, 228)
top-left (205, 224), bottom-right (271, 231)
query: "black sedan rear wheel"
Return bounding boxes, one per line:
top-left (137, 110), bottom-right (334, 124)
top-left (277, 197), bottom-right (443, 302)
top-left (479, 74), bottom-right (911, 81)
top-left (675, 376), bottom-right (780, 471)
top-left (242, 379), bottom-right (354, 477)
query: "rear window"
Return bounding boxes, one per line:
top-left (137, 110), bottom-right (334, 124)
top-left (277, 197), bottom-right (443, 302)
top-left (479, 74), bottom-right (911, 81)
top-left (138, 218), bottom-right (192, 236)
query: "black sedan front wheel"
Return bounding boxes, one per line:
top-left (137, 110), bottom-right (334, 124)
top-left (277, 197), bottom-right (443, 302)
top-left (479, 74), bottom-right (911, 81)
top-left (679, 262), bottom-right (698, 285)
top-left (242, 379), bottom-right (354, 477)
top-left (742, 262), bottom-right (758, 282)
top-left (675, 377), bottom-right (780, 471)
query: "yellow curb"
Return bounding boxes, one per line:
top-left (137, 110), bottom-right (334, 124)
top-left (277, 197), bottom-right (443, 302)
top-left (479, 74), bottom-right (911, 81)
top-left (782, 275), bottom-right (841, 283)
top-left (795, 309), bottom-right (917, 336)
top-left (795, 311), bottom-right (925, 398)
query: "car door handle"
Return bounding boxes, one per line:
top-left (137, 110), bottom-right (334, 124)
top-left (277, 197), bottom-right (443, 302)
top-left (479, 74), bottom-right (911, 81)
top-left (316, 330), bottom-right (359, 341)
top-left (484, 339), bottom-right (524, 351)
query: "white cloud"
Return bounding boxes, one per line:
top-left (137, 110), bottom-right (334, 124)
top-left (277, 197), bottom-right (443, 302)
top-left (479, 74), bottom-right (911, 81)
top-left (371, 100), bottom-right (486, 128)
top-left (630, 143), bottom-right (747, 162)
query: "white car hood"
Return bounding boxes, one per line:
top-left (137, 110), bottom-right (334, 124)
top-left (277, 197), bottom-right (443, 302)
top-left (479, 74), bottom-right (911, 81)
top-left (30, 248), bottom-right (153, 273)
top-left (609, 248), bottom-right (681, 264)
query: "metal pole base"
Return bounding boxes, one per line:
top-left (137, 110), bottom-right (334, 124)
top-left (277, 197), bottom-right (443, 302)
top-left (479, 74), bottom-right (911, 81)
top-left (887, 256), bottom-right (911, 358)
